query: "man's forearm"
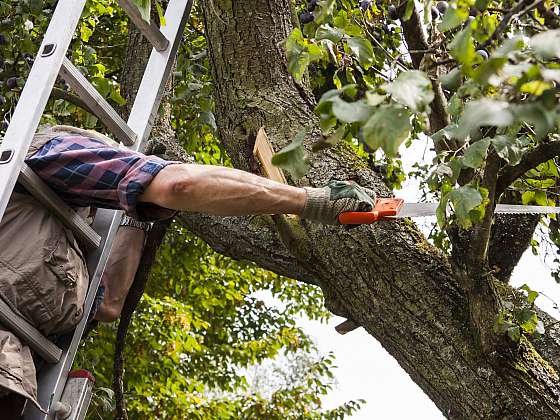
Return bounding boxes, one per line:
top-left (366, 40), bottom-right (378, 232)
top-left (95, 226), bottom-right (145, 322)
top-left (139, 164), bottom-right (307, 216)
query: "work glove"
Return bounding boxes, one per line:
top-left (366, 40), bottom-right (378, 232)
top-left (301, 180), bottom-right (376, 225)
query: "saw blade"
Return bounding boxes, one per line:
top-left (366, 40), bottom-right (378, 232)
top-left (392, 203), bottom-right (560, 218)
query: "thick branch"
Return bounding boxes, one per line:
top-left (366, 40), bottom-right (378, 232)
top-left (398, 3), bottom-right (451, 138)
top-left (200, 0), bottom-right (560, 417)
top-left (176, 213), bottom-right (319, 286)
top-left (496, 141), bottom-right (560, 196)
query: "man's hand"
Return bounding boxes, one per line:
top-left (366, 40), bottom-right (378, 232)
top-left (301, 180), bottom-right (376, 225)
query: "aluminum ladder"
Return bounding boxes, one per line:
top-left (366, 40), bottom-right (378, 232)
top-left (0, 0), bottom-right (193, 418)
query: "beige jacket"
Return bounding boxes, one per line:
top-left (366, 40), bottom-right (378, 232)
top-left (0, 126), bottom-right (113, 410)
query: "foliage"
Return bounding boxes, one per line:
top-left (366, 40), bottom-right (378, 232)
top-left (283, 0), bottom-right (560, 229)
top-left (78, 226), bottom-right (360, 419)
top-left (494, 284), bottom-right (546, 342)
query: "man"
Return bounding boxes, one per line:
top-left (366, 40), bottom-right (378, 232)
top-left (0, 125), bottom-right (375, 413)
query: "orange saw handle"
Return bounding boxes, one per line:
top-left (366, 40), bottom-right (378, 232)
top-left (338, 198), bottom-right (404, 224)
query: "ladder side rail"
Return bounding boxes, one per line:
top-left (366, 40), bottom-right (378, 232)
top-left (118, 0), bottom-right (170, 52)
top-left (128, 0), bottom-right (195, 151)
top-left (0, 0), bottom-right (88, 225)
top-left (25, 1), bottom-right (195, 417)
top-left (19, 164), bottom-right (101, 248)
top-left (59, 58), bottom-right (137, 147)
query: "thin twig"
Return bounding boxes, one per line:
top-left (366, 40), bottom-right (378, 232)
top-left (479, 0), bottom-right (546, 50)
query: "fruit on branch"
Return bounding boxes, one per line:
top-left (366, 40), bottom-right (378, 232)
top-left (308, 0), bottom-right (318, 11)
top-left (300, 11), bottom-right (315, 24)
top-left (431, 6), bottom-right (440, 20)
top-left (6, 77), bottom-right (17, 90)
top-left (359, 0), bottom-right (372, 11)
top-left (476, 49), bottom-right (489, 60)
top-left (440, 67), bottom-right (461, 92)
top-left (388, 5), bottom-right (398, 20)
top-left (436, 1), bottom-right (448, 14)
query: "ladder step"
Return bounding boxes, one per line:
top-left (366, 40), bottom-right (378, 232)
top-left (0, 297), bottom-right (62, 364)
top-left (52, 370), bottom-right (95, 420)
top-left (19, 164), bottom-right (101, 249)
top-left (118, 0), bottom-right (170, 52)
top-left (59, 58), bottom-right (136, 147)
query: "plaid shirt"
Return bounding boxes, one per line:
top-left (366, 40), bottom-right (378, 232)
top-left (25, 135), bottom-right (177, 220)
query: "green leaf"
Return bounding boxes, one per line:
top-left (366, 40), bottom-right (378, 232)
top-left (474, 0), bottom-right (491, 11)
top-left (440, 67), bottom-right (462, 91)
top-left (155, 1), bottom-right (166, 26)
top-left (403, 0), bottom-right (415, 21)
top-left (507, 325), bottom-right (521, 342)
top-left (447, 185), bottom-right (484, 229)
top-left (530, 30), bottom-right (560, 60)
top-left (449, 27), bottom-right (476, 66)
top-left (361, 105), bottom-right (411, 157)
top-left (330, 97), bottom-right (373, 123)
top-left (473, 57), bottom-right (507, 85)
top-left (347, 37), bottom-right (374, 67)
top-left (271, 130), bottom-right (310, 179)
top-left (517, 308), bottom-right (538, 334)
top-left (132, 0), bottom-right (151, 23)
top-left (315, 24), bottom-right (344, 43)
top-left (461, 138), bottom-right (491, 169)
top-left (312, 126), bottom-right (347, 152)
top-left (522, 191), bottom-right (535, 205)
top-left (520, 284), bottom-right (539, 305)
top-left (286, 29), bottom-right (323, 81)
top-left (491, 135), bottom-right (528, 166)
top-left (439, 6), bottom-right (469, 32)
top-left (513, 104), bottom-right (556, 139)
top-left (109, 88), bottom-right (127, 106)
top-left (385, 70), bottom-right (434, 113)
top-left (455, 99), bottom-right (514, 140)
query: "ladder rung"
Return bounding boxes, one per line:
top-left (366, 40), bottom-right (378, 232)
top-left (118, 0), bottom-right (170, 52)
top-left (19, 164), bottom-right (101, 249)
top-left (59, 58), bottom-right (136, 146)
top-left (0, 298), bottom-right (62, 364)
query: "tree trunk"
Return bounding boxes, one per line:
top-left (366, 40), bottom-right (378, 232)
top-left (175, 1), bottom-right (560, 418)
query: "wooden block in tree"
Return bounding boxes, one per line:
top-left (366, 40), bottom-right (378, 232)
top-left (335, 319), bottom-right (360, 335)
top-left (253, 127), bottom-right (287, 185)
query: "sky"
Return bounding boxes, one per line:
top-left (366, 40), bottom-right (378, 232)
top-left (299, 138), bottom-right (560, 419)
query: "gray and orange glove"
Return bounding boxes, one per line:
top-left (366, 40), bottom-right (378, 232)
top-left (301, 180), bottom-right (376, 225)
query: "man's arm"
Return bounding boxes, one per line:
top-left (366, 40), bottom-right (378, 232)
top-left (94, 226), bottom-right (145, 322)
top-left (98, 163), bottom-right (374, 322)
top-left (139, 163), bottom-right (307, 216)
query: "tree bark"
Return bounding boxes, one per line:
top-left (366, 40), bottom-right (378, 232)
top-left (181, 1), bottom-right (560, 418)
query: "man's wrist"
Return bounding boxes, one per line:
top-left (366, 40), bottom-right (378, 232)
top-left (120, 215), bottom-right (152, 232)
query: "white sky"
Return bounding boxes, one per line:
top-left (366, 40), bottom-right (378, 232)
top-left (300, 138), bottom-right (560, 419)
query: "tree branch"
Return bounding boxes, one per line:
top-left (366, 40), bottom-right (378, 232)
top-left (50, 87), bottom-right (95, 114)
top-left (496, 142), bottom-right (560, 197)
top-left (398, 2), bottom-right (451, 142)
top-left (479, 0), bottom-right (545, 50)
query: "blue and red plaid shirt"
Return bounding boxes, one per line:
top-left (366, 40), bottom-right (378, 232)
top-left (25, 135), bottom-right (177, 220)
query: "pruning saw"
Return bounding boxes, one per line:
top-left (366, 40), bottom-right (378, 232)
top-left (338, 198), bottom-right (560, 224)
